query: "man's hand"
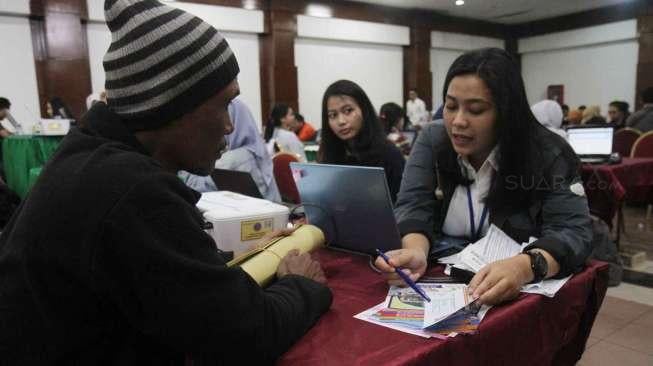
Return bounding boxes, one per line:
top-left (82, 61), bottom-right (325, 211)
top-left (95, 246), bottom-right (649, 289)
top-left (277, 249), bottom-right (326, 284)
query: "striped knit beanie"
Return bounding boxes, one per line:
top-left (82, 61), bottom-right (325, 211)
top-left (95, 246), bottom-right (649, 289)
top-left (103, 0), bottom-right (239, 131)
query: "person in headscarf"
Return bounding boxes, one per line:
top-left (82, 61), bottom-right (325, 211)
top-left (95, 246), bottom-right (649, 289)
top-left (531, 100), bottom-right (567, 139)
top-left (181, 98), bottom-right (282, 202)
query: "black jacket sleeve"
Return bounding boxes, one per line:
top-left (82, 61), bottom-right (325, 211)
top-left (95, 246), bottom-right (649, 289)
top-left (524, 153), bottom-right (593, 277)
top-left (93, 173), bottom-right (331, 363)
top-left (383, 143), bottom-right (406, 203)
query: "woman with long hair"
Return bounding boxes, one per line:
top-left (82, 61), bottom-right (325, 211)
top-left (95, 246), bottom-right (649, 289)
top-left (263, 103), bottom-right (306, 161)
top-left (379, 102), bottom-right (411, 156)
top-left (319, 80), bottom-right (405, 202)
top-left (375, 48), bottom-right (591, 306)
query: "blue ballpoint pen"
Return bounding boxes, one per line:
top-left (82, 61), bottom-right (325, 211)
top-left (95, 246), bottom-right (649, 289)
top-left (375, 249), bottom-right (431, 302)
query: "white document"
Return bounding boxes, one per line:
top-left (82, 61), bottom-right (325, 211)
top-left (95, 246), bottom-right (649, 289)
top-left (353, 302), bottom-right (434, 338)
top-left (458, 224), bottom-right (523, 272)
top-left (422, 284), bottom-right (473, 328)
top-left (521, 275), bottom-right (572, 297)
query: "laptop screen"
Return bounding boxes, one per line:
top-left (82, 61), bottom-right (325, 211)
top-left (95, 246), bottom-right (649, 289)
top-left (210, 169), bottom-right (263, 199)
top-left (567, 127), bottom-right (613, 155)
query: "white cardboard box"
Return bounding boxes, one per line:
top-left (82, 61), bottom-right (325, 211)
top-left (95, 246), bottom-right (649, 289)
top-left (197, 191), bottom-right (289, 255)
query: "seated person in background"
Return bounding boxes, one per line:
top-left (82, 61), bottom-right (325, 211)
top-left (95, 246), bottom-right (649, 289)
top-left (264, 103), bottom-right (307, 161)
top-left (560, 104), bottom-right (570, 127)
top-left (379, 102), bottom-right (411, 156)
top-left (319, 80), bottom-right (405, 203)
top-left (375, 48), bottom-right (591, 306)
top-left (0, 97), bottom-right (15, 138)
top-left (566, 109), bottom-right (583, 127)
top-left (531, 100), bottom-right (567, 139)
top-left (181, 97), bottom-right (282, 202)
top-left (290, 112), bottom-right (317, 141)
top-left (580, 105), bottom-right (606, 125)
top-left (0, 1), bottom-right (331, 363)
top-left (45, 96), bottom-right (75, 120)
top-left (607, 101), bottom-right (630, 130)
top-left (85, 91), bottom-right (107, 111)
top-left (626, 87), bottom-right (653, 133)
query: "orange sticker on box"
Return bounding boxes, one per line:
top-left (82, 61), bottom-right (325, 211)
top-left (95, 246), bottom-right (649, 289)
top-left (241, 218), bottom-right (274, 241)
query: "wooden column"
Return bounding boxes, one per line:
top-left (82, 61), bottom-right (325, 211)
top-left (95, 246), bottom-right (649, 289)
top-left (636, 6), bottom-right (653, 110)
top-left (403, 25), bottom-right (433, 111)
top-left (259, 2), bottom-right (298, 125)
top-left (30, 0), bottom-right (91, 120)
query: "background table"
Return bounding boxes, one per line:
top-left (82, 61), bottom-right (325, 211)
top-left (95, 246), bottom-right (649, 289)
top-left (2, 135), bottom-right (62, 198)
top-left (279, 249), bottom-right (609, 366)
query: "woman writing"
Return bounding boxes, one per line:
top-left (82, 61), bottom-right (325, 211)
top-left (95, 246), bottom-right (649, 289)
top-left (375, 48), bottom-right (591, 305)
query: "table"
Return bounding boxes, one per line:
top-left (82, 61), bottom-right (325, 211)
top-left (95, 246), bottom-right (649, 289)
top-left (2, 135), bottom-right (62, 198)
top-left (279, 249), bottom-right (609, 366)
top-left (581, 158), bottom-right (653, 245)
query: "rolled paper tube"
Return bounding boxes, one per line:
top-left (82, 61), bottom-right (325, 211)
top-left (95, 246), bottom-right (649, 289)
top-left (229, 225), bottom-right (325, 286)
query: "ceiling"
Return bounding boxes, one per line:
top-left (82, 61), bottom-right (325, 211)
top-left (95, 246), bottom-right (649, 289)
top-left (349, 0), bottom-right (635, 24)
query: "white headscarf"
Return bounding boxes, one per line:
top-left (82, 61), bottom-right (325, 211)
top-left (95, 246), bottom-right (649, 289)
top-left (531, 100), bottom-right (567, 139)
top-left (226, 98), bottom-right (275, 187)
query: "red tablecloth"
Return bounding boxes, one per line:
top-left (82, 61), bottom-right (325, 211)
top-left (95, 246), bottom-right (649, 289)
top-left (581, 157), bottom-right (653, 226)
top-left (279, 249), bottom-right (609, 366)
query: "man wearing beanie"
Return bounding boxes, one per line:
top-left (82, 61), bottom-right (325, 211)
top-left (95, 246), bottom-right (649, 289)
top-left (0, 1), bottom-right (332, 364)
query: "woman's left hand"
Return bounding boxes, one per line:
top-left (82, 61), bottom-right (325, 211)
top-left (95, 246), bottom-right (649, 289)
top-left (467, 254), bottom-right (533, 305)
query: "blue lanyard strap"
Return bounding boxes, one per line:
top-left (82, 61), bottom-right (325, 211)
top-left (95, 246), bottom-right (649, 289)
top-left (466, 185), bottom-right (489, 241)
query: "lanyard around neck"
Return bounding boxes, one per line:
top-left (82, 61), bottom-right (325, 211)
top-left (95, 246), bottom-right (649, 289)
top-left (466, 184), bottom-right (489, 241)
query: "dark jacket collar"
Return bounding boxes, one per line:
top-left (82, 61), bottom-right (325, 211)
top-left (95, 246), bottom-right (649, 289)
top-left (80, 103), bottom-right (150, 156)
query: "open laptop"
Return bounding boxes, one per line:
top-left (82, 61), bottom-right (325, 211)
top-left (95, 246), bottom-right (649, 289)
top-left (210, 168), bottom-right (263, 199)
top-left (290, 163), bottom-right (402, 255)
top-left (566, 127), bottom-right (614, 164)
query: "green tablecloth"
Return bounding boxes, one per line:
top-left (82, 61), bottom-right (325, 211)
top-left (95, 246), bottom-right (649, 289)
top-left (28, 166), bottom-right (43, 192)
top-left (2, 135), bottom-right (62, 198)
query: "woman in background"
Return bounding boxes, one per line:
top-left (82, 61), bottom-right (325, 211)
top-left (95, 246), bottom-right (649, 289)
top-left (319, 80), bottom-right (405, 203)
top-left (46, 97), bottom-right (74, 120)
top-left (181, 98), bottom-right (282, 202)
top-left (531, 100), bottom-right (567, 139)
top-left (379, 102), bottom-right (411, 156)
top-left (263, 104), bottom-right (307, 162)
top-left (581, 105), bottom-right (606, 125)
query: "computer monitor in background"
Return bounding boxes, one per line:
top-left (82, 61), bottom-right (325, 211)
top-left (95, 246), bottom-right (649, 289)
top-left (566, 127), bottom-right (613, 163)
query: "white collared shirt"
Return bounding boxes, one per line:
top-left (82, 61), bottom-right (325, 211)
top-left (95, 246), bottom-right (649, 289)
top-left (406, 98), bottom-right (427, 126)
top-left (441, 148), bottom-right (499, 239)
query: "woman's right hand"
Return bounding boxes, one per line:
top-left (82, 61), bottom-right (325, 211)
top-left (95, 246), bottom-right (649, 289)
top-left (374, 247), bottom-right (428, 286)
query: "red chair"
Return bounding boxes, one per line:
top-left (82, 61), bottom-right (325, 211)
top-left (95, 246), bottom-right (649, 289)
top-left (272, 152), bottom-right (301, 204)
top-left (630, 131), bottom-right (653, 224)
top-left (631, 131), bottom-right (653, 157)
top-left (612, 128), bottom-right (641, 157)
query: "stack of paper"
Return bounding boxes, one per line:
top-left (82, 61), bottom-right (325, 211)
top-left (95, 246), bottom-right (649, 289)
top-left (437, 224), bottom-right (571, 297)
top-left (354, 284), bottom-right (484, 338)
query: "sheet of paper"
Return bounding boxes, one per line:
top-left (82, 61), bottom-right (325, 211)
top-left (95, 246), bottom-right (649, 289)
top-left (353, 302), bottom-right (436, 338)
top-left (521, 275), bottom-right (572, 297)
top-left (422, 284), bottom-right (473, 328)
top-left (458, 225), bottom-right (523, 272)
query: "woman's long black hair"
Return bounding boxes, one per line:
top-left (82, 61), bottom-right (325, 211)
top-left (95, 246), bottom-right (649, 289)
top-left (48, 97), bottom-right (74, 120)
top-left (264, 103), bottom-right (290, 143)
top-left (379, 102), bottom-right (404, 135)
top-left (442, 48), bottom-right (577, 209)
top-left (318, 80), bottom-right (387, 164)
